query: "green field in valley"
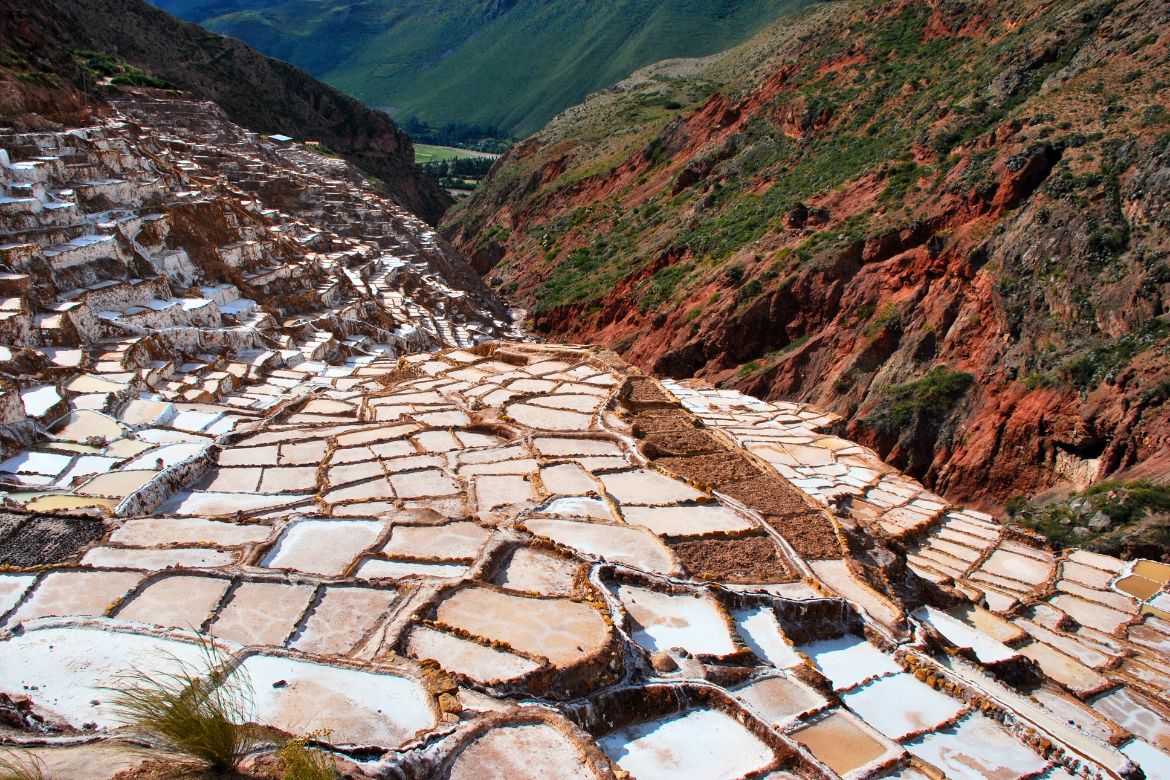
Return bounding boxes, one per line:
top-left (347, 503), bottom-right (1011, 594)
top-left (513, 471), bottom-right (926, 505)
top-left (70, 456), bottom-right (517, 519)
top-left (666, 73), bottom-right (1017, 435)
top-left (414, 144), bottom-right (496, 165)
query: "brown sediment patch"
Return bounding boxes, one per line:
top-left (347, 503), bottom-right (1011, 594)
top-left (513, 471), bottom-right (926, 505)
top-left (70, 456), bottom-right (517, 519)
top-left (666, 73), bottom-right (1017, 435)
top-left (657, 452), bottom-right (760, 486)
top-left (639, 426), bottom-right (725, 458)
top-left (670, 535), bottom-right (797, 583)
top-left (618, 376), bottom-right (843, 561)
top-left (763, 512), bottom-right (844, 561)
top-left (720, 476), bottom-right (810, 516)
top-left (622, 376), bottom-right (675, 408)
top-left (0, 512), bottom-right (106, 568)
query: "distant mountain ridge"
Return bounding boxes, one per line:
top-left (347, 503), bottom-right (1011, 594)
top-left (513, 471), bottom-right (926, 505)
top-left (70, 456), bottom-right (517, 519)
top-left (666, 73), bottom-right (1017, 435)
top-left (149, 0), bottom-right (817, 138)
top-left (0, 0), bottom-right (451, 224)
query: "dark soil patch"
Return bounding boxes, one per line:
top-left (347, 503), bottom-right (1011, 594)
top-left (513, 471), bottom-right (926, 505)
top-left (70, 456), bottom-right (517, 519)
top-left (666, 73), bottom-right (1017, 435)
top-left (721, 476), bottom-right (813, 517)
top-left (763, 511), bottom-right (842, 560)
top-left (623, 376), bottom-right (675, 407)
top-left (671, 535), bottom-right (796, 583)
top-left (657, 452), bottom-right (760, 486)
top-left (639, 427), bottom-right (725, 457)
top-left (0, 512), bottom-right (106, 567)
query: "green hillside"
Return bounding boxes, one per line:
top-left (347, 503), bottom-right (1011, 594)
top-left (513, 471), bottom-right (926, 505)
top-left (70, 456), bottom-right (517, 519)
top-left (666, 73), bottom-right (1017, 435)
top-left (150, 0), bottom-right (817, 138)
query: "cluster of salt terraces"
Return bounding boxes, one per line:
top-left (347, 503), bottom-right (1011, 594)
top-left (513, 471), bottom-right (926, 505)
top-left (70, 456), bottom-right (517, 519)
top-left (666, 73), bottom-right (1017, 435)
top-left (0, 107), bottom-right (1168, 780)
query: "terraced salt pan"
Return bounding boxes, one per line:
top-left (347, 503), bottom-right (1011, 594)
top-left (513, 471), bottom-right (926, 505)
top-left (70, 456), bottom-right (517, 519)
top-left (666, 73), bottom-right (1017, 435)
top-left (842, 672), bottom-right (965, 740)
top-left (21, 493), bottom-right (120, 512)
top-left (81, 546), bottom-right (236, 570)
top-left (389, 468), bottom-right (460, 499)
top-left (382, 521), bottom-right (491, 560)
top-left (733, 606), bottom-right (800, 668)
top-left (357, 559), bottom-right (469, 580)
top-left (506, 404), bottom-right (593, 431)
top-left (905, 714), bottom-right (1048, 780)
top-left (447, 722), bottom-right (598, 780)
top-left (733, 675), bottom-right (826, 726)
top-left (1121, 739), bottom-right (1170, 780)
top-left (123, 441), bottom-right (209, 470)
top-left (405, 625), bottom-right (539, 683)
top-left (0, 626), bottom-right (211, 728)
top-left (264, 519), bottom-right (384, 575)
top-left (615, 584), bottom-right (736, 656)
top-left (234, 654), bottom-right (435, 747)
top-left (533, 437), bottom-right (625, 458)
top-left (208, 581), bottom-right (315, 647)
top-left (51, 410), bottom-right (124, 443)
top-left (110, 517), bottom-right (271, 547)
top-left (290, 586), bottom-right (397, 655)
top-left (811, 560), bottom-right (901, 627)
top-left (476, 474), bottom-right (536, 510)
top-left (537, 496), bottom-right (616, 521)
top-left (436, 586), bottom-right (608, 666)
top-left (915, 606), bottom-right (1017, 664)
top-left (1016, 641), bottom-right (1108, 695)
top-left (599, 708), bottom-right (775, 780)
top-left (600, 470), bottom-right (704, 505)
top-left (525, 518), bottom-right (678, 575)
top-left (979, 548), bottom-right (1052, 586)
top-left (77, 469), bottom-right (158, 498)
top-left (1048, 594), bottom-right (1130, 634)
top-left (791, 709), bottom-right (896, 777)
top-left (116, 575), bottom-right (230, 629)
top-left (0, 573), bottom-right (36, 617)
top-left (1090, 687), bottom-right (1170, 749)
top-left (159, 490), bottom-right (314, 517)
top-left (800, 635), bottom-right (901, 690)
top-left (494, 546), bottom-right (578, 595)
top-left (12, 570), bottom-right (142, 623)
top-left (539, 463), bottom-right (597, 495)
top-left (621, 504), bottom-right (755, 536)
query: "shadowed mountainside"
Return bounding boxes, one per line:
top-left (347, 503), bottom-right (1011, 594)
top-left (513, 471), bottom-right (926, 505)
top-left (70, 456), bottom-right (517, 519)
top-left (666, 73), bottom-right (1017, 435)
top-left (0, 0), bottom-right (452, 224)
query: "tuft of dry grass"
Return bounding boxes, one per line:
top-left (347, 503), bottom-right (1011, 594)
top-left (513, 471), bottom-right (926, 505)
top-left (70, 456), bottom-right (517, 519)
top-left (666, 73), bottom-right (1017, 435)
top-left (108, 637), bottom-right (258, 775)
top-left (277, 734), bottom-right (337, 780)
top-left (0, 748), bottom-right (46, 780)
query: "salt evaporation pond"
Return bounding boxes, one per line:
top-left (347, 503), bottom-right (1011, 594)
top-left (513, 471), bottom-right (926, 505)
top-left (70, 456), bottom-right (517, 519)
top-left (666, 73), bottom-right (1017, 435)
top-left (233, 654), bottom-right (436, 747)
top-left (800, 635), bottom-right (901, 689)
top-left (525, 517), bottom-right (678, 574)
top-left (615, 583), bottom-right (736, 656)
top-left (791, 709), bottom-right (895, 776)
top-left (263, 518), bottom-right (384, 575)
top-left (447, 722), bottom-right (598, 780)
top-left (0, 626), bottom-right (212, 728)
top-left (840, 672), bottom-right (965, 740)
top-left (599, 708), bottom-right (775, 780)
top-left (905, 714), bottom-right (1048, 779)
top-left (733, 606), bottom-right (800, 668)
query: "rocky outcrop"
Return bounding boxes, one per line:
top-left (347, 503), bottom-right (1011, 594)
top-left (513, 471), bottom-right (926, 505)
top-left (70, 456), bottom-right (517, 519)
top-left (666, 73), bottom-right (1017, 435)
top-left (0, 0), bottom-right (451, 224)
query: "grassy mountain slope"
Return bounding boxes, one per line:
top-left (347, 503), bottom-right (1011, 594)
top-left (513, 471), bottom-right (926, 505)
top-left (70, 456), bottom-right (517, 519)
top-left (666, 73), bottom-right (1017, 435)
top-left (0, 0), bottom-right (450, 223)
top-left (152, 0), bottom-right (817, 138)
top-left (446, 0), bottom-right (1170, 510)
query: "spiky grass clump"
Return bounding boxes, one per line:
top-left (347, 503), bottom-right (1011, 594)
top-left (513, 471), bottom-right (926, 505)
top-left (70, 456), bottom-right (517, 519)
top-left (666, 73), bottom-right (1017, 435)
top-left (277, 735), bottom-right (337, 780)
top-left (0, 748), bottom-right (46, 780)
top-left (109, 638), bottom-right (257, 775)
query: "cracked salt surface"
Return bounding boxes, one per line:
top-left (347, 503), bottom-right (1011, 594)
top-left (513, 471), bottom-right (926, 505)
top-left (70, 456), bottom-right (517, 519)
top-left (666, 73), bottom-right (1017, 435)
top-left (599, 708), bottom-right (775, 780)
top-left (615, 583), bottom-right (736, 656)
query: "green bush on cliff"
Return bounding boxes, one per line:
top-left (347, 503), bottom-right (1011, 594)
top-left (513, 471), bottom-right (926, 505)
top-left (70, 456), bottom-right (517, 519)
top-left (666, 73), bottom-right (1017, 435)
top-left (869, 366), bottom-right (974, 431)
